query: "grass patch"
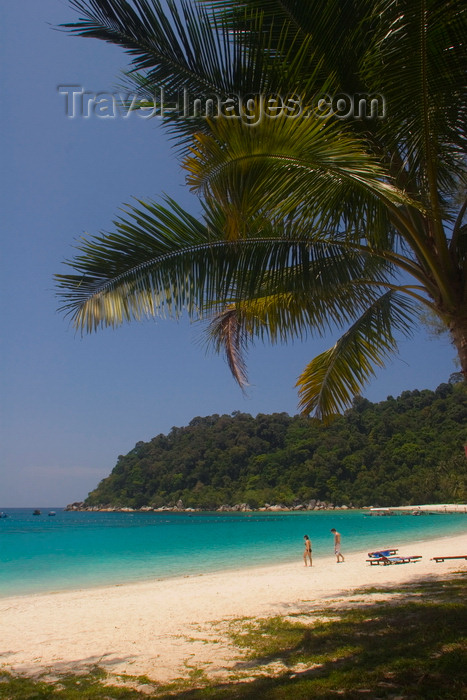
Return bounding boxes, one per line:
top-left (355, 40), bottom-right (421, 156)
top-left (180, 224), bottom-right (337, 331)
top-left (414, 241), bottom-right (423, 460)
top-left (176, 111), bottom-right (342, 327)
top-left (0, 667), bottom-right (145, 699)
top-left (1, 572), bottom-right (466, 699)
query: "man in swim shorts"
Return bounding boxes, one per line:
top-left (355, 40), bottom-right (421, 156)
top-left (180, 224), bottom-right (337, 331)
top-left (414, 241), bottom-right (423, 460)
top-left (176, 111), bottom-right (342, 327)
top-left (330, 528), bottom-right (344, 562)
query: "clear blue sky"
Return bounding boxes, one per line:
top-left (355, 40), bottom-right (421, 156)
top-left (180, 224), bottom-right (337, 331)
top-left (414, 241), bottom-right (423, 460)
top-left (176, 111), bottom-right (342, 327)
top-left (0, 0), bottom-right (458, 507)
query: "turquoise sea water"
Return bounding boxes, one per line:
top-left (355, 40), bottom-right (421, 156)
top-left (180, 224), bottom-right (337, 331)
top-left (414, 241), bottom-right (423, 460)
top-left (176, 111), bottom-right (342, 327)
top-left (0, 508), bottom-right (466, 598)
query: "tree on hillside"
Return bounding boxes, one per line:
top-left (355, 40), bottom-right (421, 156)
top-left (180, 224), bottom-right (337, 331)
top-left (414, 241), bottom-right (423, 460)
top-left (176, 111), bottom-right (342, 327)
top-left (56, 0), bottom-right (467, 420)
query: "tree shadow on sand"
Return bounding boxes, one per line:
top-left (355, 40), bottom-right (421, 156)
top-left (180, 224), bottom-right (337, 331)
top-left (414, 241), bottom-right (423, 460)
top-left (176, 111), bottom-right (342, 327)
top-left (163, 571), bottom-right (467, 699)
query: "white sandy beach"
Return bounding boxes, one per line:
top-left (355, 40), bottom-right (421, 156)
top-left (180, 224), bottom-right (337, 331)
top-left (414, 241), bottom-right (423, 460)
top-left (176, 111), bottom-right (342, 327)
top-left (1, 531), bottom-right (466, 684)
top-left (390, 503), bottom-right (467, 513)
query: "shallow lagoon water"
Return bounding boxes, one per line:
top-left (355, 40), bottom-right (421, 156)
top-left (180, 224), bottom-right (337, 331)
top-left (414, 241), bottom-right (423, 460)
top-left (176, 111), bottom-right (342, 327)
top-left (0, 508), bottom-right (466, 597)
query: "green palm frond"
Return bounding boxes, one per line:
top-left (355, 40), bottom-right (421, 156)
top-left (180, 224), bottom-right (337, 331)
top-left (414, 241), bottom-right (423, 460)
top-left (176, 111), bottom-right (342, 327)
top-left (56, 197), bottom-right (211, 329)
top-left (56, 196), bottom-right (393, 331)
top-left (199, 0), bottom-right (309, 31)
top-left (205, 279), bottom-right (419, 409)
top-left (55, 197), bottom-right (319, 330)
top-left (200, 0), bottom-right (373, 95)
top-left (185, 109), bottom-right (415, 245)
top-left (62, 0), bottom-right (263, 146)
top-left (63, 0), bottom-right (323, 144)
top-left (363, 0), bottom-right (467, 201)
top-left (296, 291), bottom-right (417, 420)
top-left (65, 0), bottom-right (234, 94)
top-left (214, 242), bottom-right (398, 340)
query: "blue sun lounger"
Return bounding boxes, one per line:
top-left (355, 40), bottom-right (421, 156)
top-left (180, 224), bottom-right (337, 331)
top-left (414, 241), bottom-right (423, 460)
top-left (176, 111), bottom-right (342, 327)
top-left (367, 554), bottom-right (422, 565)
top-left (368, 549), bottom-right (398, 558)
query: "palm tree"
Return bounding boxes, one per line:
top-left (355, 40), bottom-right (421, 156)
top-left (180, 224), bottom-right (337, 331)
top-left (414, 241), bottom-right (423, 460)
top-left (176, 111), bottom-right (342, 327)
top-left (56, 0), bottom-right (467, 420)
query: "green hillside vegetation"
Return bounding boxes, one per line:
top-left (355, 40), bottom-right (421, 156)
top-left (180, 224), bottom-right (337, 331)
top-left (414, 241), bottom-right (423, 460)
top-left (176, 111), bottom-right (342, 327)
top-left (85, 382), bottom-right (467, 510)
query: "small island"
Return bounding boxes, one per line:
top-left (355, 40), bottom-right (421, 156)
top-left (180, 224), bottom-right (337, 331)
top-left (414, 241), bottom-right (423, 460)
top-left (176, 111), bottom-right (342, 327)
top-left (68, 382), bottom-right (467, 513)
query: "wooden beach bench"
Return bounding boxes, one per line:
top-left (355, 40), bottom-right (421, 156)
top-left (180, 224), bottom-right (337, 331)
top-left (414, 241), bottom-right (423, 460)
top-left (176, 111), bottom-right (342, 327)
top-left (367, 555), bottom-right (422, 566)
top-left (431, 555), bottom-right (467, 563)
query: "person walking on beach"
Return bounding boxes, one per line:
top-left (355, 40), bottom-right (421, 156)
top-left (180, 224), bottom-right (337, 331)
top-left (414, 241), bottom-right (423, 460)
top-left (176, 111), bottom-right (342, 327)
top-left (303, 535), bottom-right (312, 566)
top-left (330, 528), bottom-right (344, 562)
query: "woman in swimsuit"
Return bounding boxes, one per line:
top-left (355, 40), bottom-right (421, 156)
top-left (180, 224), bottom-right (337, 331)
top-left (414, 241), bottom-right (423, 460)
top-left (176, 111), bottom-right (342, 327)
top-left (303, 535), bottom-right (312, 566)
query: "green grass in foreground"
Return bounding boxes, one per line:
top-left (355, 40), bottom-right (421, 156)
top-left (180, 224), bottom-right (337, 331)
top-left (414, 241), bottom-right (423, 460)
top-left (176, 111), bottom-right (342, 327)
top-left (0, 572), bottom-right (466, 699)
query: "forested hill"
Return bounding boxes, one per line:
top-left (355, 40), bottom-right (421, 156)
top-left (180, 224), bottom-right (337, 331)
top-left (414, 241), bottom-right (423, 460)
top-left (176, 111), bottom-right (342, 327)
top-left (84, 382), bottom-right (467, 510)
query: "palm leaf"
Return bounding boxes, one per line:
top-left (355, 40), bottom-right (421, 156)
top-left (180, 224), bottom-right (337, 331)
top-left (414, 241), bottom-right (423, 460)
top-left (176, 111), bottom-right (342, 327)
top-left (56, 192), bottom-right (400, 332)
top-left (362, 0), bottom-right (467, 205)
top-left (56, 197), bottom-right (338, 330)
top-left (200, 0), bottom-right (374, 96)
top-left (63, 0), bottom-right (323, 143)
top-left (185, 109), bottom-right (415, 247)
top-left (206, 307), bottom-right (250, 388)
top-left (296, 291), bottom-right (417, 420)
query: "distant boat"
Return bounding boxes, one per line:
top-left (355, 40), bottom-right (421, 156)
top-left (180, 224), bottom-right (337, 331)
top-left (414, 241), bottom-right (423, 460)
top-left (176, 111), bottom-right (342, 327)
top-left (0, 512), bottom-right (8, 519)
top-left (33, 509), bottom-right (41, 515)
top-left (48, 511), bottom-right (56, 516)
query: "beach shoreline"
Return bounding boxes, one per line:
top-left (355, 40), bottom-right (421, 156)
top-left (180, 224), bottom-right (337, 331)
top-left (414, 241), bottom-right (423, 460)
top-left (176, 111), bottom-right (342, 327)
top-left (1, 529), bottom-right (466, 684)
top-left (63, 501), bottom-right (467, 513)
top-left (390, 503), bottom-right (467, 513)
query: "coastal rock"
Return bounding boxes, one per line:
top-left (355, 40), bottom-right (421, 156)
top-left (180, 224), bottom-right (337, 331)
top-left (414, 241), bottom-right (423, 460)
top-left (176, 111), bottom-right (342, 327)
top-left (233, 503), bottom-right (252, 511)
top-left (64, 500), bottom-right (360, 513)
top-left (64, 502), bottom-right (85, 511)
